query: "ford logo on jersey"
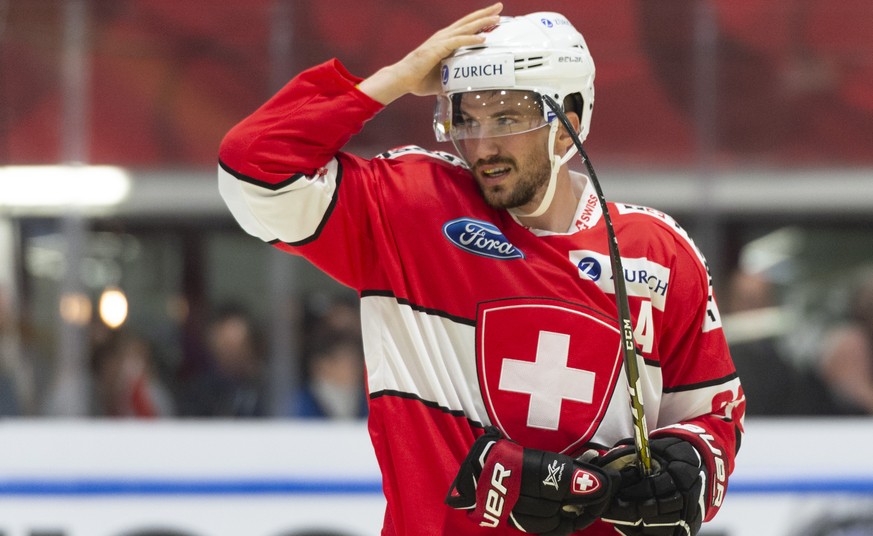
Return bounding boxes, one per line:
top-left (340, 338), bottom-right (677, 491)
top-left (443, 218), bottom-right (524, 260)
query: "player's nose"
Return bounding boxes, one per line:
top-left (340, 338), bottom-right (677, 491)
top-left (463, 137), bottom-right (502, 163)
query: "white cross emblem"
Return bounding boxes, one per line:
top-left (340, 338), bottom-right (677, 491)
top-left (499, 330), bottom-right (596, 430)
top-left (574, 471), bottom-right (596, 492)
top-left (573, 469), bottom-right (600, 495)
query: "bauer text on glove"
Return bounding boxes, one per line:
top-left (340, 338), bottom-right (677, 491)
top-left (446, 427), bottom-right (619, 536)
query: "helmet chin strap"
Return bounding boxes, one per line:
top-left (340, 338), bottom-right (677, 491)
top-left (509, 120), bottom-right (578, 219)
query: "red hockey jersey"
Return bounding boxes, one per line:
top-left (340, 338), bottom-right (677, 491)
top-left (218, 59), bottom-right (745, 535)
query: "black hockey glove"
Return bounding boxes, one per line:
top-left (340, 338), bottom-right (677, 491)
top-left (446, 427), bottom-right (618, 536)
top-left (596, 437), bottom-right (706, 536)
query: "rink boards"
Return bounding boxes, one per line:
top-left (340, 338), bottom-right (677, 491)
top-left (0, 418), bottom-right (871, 536)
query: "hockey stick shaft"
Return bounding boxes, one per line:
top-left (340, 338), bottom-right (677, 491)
top-left (543, 95), bottom-right (652, 476)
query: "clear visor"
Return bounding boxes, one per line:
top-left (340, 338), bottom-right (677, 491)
top-left (434, 90), bottom-right (551, 142)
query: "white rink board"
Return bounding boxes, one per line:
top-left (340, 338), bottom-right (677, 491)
top-left (0, 497), bottom-right (386, 536)
top-left (0, 421), bottom-right (385, 536)
top-left (1, 418), bottom-right (872, 536)
top-left (703, 417), bottom-right (873, 536)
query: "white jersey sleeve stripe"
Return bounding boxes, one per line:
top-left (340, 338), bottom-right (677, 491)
top-left (217, 157), bottom-right (341, 244)
top-left (658, 376), bottom-right (743, 428)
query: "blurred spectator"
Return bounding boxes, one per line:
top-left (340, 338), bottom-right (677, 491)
top-left (817, 269), bottom-right (873, 414)
top-left (179, 304), bottom-right (267, 417)
top-left (91, 331), bottom-right (175, 418)
top-left (723, 269), bottom-right (776, 315)
top-left (722, 268), bottom-right (836, 415)
top-left (0, 375), bottom-right (17, 416)
top-left (286, 295), bottom-right (367, 420)
top-left (289, 330), bottom-right (367, 420)
top-left (305, 293), bottom-right (362, 336)
top-left (0, 285), bottom-right (26, 416)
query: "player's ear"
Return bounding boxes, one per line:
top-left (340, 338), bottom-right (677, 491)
top-left (555, 112), bottom-right (581, 155)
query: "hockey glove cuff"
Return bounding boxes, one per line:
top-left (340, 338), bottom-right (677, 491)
top-left (446, 427), bottom-right (618, 536)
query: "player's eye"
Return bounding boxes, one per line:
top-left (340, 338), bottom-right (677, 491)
top-left (494, 115), bottom-right (518, 127)
top-left (455, 117), bottom-right (478, 131)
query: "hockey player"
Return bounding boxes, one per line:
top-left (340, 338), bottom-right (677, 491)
top-left (218, 4), bottom-right (745, 535)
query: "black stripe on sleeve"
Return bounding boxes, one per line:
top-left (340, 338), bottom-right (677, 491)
top-left (218, 158), bottom-right (305, 191)
top-left (263, 159), bottom-right (344, 247)
top-left (663, 371), bottom-right (739, 393)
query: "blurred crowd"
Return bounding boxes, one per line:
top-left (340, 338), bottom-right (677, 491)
top-left (286, 296), bottom-right (369, 420)
top-left (5, 266), bottom-right (873, 420)
top-left (724, 266), bottom-right (873, 416)
top-left (0, 290), bottom-right (368, 420)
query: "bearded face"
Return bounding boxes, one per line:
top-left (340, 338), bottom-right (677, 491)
top-left (451, 90), bottom-right (554, 212)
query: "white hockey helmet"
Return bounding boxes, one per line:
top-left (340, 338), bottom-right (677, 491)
top-left (433, 12), bottom-right (595, 144)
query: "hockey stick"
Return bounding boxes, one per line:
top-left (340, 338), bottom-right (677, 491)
top-left (542, 94), bottom-right (652, 477)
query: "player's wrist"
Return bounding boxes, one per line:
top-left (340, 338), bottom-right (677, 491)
top-left (357, 65), bottom-right (410, 105)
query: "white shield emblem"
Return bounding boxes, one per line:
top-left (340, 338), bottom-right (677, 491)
top-left (477, 297), bottom-right (622, 454)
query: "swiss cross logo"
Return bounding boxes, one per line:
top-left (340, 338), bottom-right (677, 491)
top-left (571, 469), bottom-right (602, 495)
top-left (477, 298), bottom-right (622, 454)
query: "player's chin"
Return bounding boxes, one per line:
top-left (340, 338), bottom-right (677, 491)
top-left (480, 189), bottom-right (516, 210)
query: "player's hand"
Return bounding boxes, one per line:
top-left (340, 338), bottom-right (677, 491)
top-left (358, 3), bottom-right (503, 104)
top-left (446, 427), bottom-right (617, 536)
top-left (596, 437), bottom-right (706, 536)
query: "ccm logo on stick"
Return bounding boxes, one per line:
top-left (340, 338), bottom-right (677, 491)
top-left (480, 463), bottom-right (512, 528)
